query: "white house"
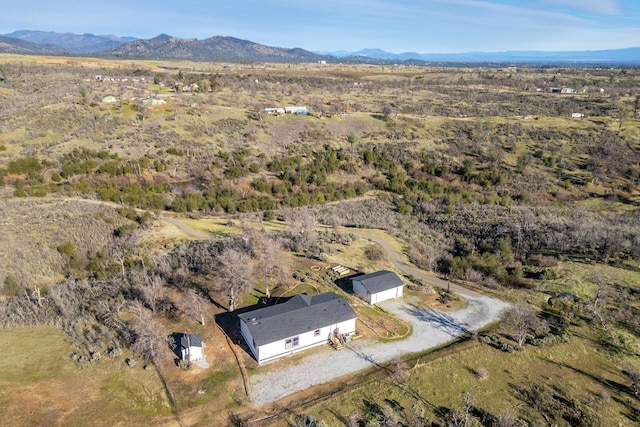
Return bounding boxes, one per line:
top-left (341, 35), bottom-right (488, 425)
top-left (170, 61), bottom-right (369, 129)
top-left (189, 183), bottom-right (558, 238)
top-left (571, 112), bottom-right (585, 118)
top-left (265, 107), bottom-right (285, 115)
top-left (284, 106), bottom-right (308, 115)
top-left (178, 333), bottom-right (203, 362)
top-left (238, 292), bottom-right (357, 365)
top-left (351, 270), bottom-right (404, 304)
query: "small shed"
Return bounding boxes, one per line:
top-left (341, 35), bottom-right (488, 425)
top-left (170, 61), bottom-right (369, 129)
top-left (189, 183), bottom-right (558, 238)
top-left (351, 270), bottom-right (404, 304)
top-left (178, 333), bottom-right (203, 361)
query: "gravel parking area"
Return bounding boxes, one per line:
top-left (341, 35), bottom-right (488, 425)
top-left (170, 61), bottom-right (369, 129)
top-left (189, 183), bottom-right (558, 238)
top-left (249, 294), bottom-right (509, 405)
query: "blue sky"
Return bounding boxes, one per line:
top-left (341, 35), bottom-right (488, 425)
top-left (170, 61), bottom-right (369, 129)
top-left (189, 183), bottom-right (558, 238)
top-left (3, 0), bottom-right (640, 53)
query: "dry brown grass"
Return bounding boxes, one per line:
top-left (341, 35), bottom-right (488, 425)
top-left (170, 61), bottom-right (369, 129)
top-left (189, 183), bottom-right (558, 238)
top-left (0, 198), bottom-right (128, 286)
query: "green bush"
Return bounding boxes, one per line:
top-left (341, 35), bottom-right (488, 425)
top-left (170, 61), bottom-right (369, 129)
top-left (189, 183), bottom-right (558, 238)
top-left (7, 156), bottom-right (41, 174)
top-left (2, 275), bottom-right (22, 296)
top-left (57, 241), bottom-right (76, 256)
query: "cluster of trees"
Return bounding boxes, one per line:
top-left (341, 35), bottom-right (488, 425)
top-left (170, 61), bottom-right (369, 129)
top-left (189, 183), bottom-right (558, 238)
top-left (312, 197), bottom-right (640, 287)
top-left (0, 215), bottom-right (299, 367)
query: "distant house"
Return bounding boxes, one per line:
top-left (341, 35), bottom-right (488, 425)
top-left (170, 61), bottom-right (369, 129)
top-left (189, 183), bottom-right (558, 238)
top-left (561, 88), bottom-right (576, 94)
top-left (265, 107), bottom-right (285, 115)
top-left (571, 112), bottom-right (585, 118)
top-left (284, 106), bottom-right (308, 115)
top-left (141, 96), bottom-right (166, 106)
top-left (238, 292), bottom-right (357, 364)
top-left (101, 94), bottom-right (118, 103)
top-left (178, 333), bottom-right (203, 362)
top-left (351, 270), bottom-right (404, 305)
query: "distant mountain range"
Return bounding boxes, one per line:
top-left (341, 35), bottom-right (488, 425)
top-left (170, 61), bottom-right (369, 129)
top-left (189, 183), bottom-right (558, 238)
top-left (106, 33), bottom-right (329, 62)
top-left (318, 47), bottom-right (640, 64)
top-left (4, 30), bottom-right (137, 54)
top-left (1, 30), bottom-right (639, 64)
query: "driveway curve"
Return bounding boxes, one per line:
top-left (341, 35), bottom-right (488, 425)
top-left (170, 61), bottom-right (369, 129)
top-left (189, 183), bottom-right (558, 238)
top-left (152, 216), bottom-right (510, 406)
top-left (250, 293), bottom-right (509, 405)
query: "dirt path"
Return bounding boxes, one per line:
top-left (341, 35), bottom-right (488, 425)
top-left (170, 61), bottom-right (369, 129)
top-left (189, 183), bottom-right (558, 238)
top-left (338, 227), bottom-right (484, 298)
top-left (160, 216), bottom-right (212, 240)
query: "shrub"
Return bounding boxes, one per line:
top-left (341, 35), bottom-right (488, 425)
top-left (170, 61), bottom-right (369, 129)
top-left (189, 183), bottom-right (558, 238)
top-left (178, 359), bottom-right (192, 370)
top-left (107, 347), bottom-right (123, 358)
top-left (7, 156), bottom-right (41, 174)
top-left (475, 367), bottom-right (489, 380)
top-left (57, 241), bottom-right (76, 256)
top-left (364, 244), bottom-right (385, 261)
top-left (2, 275), bottom-right (22, 296)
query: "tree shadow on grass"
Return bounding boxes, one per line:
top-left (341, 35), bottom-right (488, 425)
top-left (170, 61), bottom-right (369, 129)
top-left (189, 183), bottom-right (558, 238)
top-left (403, 304), bottom-right (470, 337)
top-left (542, 358), bottom-right (640, 423)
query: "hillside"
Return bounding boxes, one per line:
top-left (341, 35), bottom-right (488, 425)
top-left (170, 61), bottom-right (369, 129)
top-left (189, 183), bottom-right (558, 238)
top-left (0, 35), bottom-right (64, 54)
top-left (4, 30), bottom-right (137, 54)
top-left (105, 34), bottom-right (329, 62)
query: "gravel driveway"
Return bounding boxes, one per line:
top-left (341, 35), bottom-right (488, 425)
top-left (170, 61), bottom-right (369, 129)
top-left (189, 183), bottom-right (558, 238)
top-left (250, 293), bottom-right (510, 405)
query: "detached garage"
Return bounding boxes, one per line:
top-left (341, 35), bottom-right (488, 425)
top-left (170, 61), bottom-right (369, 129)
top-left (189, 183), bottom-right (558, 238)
top-left (352, 270), bottom-right (404, 304)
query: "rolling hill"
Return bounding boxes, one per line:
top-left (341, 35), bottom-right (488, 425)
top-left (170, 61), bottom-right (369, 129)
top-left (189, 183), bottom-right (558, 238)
top-left (4, 30), bottom-right (137, 54)
top-left (0, 34), bottom-right (65, 54)
top-left (104, 34), bottom-right (329, 62)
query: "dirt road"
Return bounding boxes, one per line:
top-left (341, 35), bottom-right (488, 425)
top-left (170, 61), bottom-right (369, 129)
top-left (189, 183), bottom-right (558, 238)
top-left (339, 227), bottom-right (483, 298)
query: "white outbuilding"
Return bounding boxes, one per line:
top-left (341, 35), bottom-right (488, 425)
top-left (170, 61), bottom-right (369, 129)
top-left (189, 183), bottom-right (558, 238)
top-left (351, 270), bottom-right (404, 304)
top-left (178, 333), bottom-right (203, 362)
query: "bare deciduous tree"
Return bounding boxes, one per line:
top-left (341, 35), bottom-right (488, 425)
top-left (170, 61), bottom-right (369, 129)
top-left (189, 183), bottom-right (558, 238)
top-left (284, 209), bottom-right (318, 253)
top-left (182, 288), bottom-right (208, 325)
top-left (586, 272), bottom-right (612, 331)
top-left (130, 310), bottom-right (168, 363)
top-left (215, 248), bottom-right (252, 311)
top-left (251, 232), bottom-right (290, 299)
top-left (501, 303), bottom-right (544, 347)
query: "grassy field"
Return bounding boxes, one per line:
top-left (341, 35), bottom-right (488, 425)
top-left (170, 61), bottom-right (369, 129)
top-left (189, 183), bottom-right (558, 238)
top-left (302, 334), bottom-right (636, 426)
top-left (0, 327), bottom-right (172, 427)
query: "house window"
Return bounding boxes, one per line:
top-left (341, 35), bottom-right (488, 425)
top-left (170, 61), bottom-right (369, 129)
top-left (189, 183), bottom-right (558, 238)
top-left (314, 329), bottom-right (321, 337)
top-left (285, 336), bottom-right (299, 349)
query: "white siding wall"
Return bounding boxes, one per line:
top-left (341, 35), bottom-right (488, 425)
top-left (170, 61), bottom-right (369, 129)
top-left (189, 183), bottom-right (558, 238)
top-left (353, 279), bottom-right (403, 304)
top-left (248, 317), bottom-right (357, 364)
top-left (240, 320), bottom-right (259, 361)
top-left (181, 346), bottom-right (203, 361)
top-left (370, 286), bottom-right (403, 304)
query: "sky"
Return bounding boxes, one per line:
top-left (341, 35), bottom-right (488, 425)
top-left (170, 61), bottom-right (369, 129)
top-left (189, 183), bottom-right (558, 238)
top-left (3, 0), bottom-right (640, 53)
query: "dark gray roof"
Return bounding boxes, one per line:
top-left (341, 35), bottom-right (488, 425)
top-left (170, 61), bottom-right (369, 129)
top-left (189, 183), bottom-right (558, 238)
top-left (352, 270), bottom-right (404, 294)
top-left (237, 292), bottom-right (357, 346)
top-left (179, 333), bottom-right (202, 349)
